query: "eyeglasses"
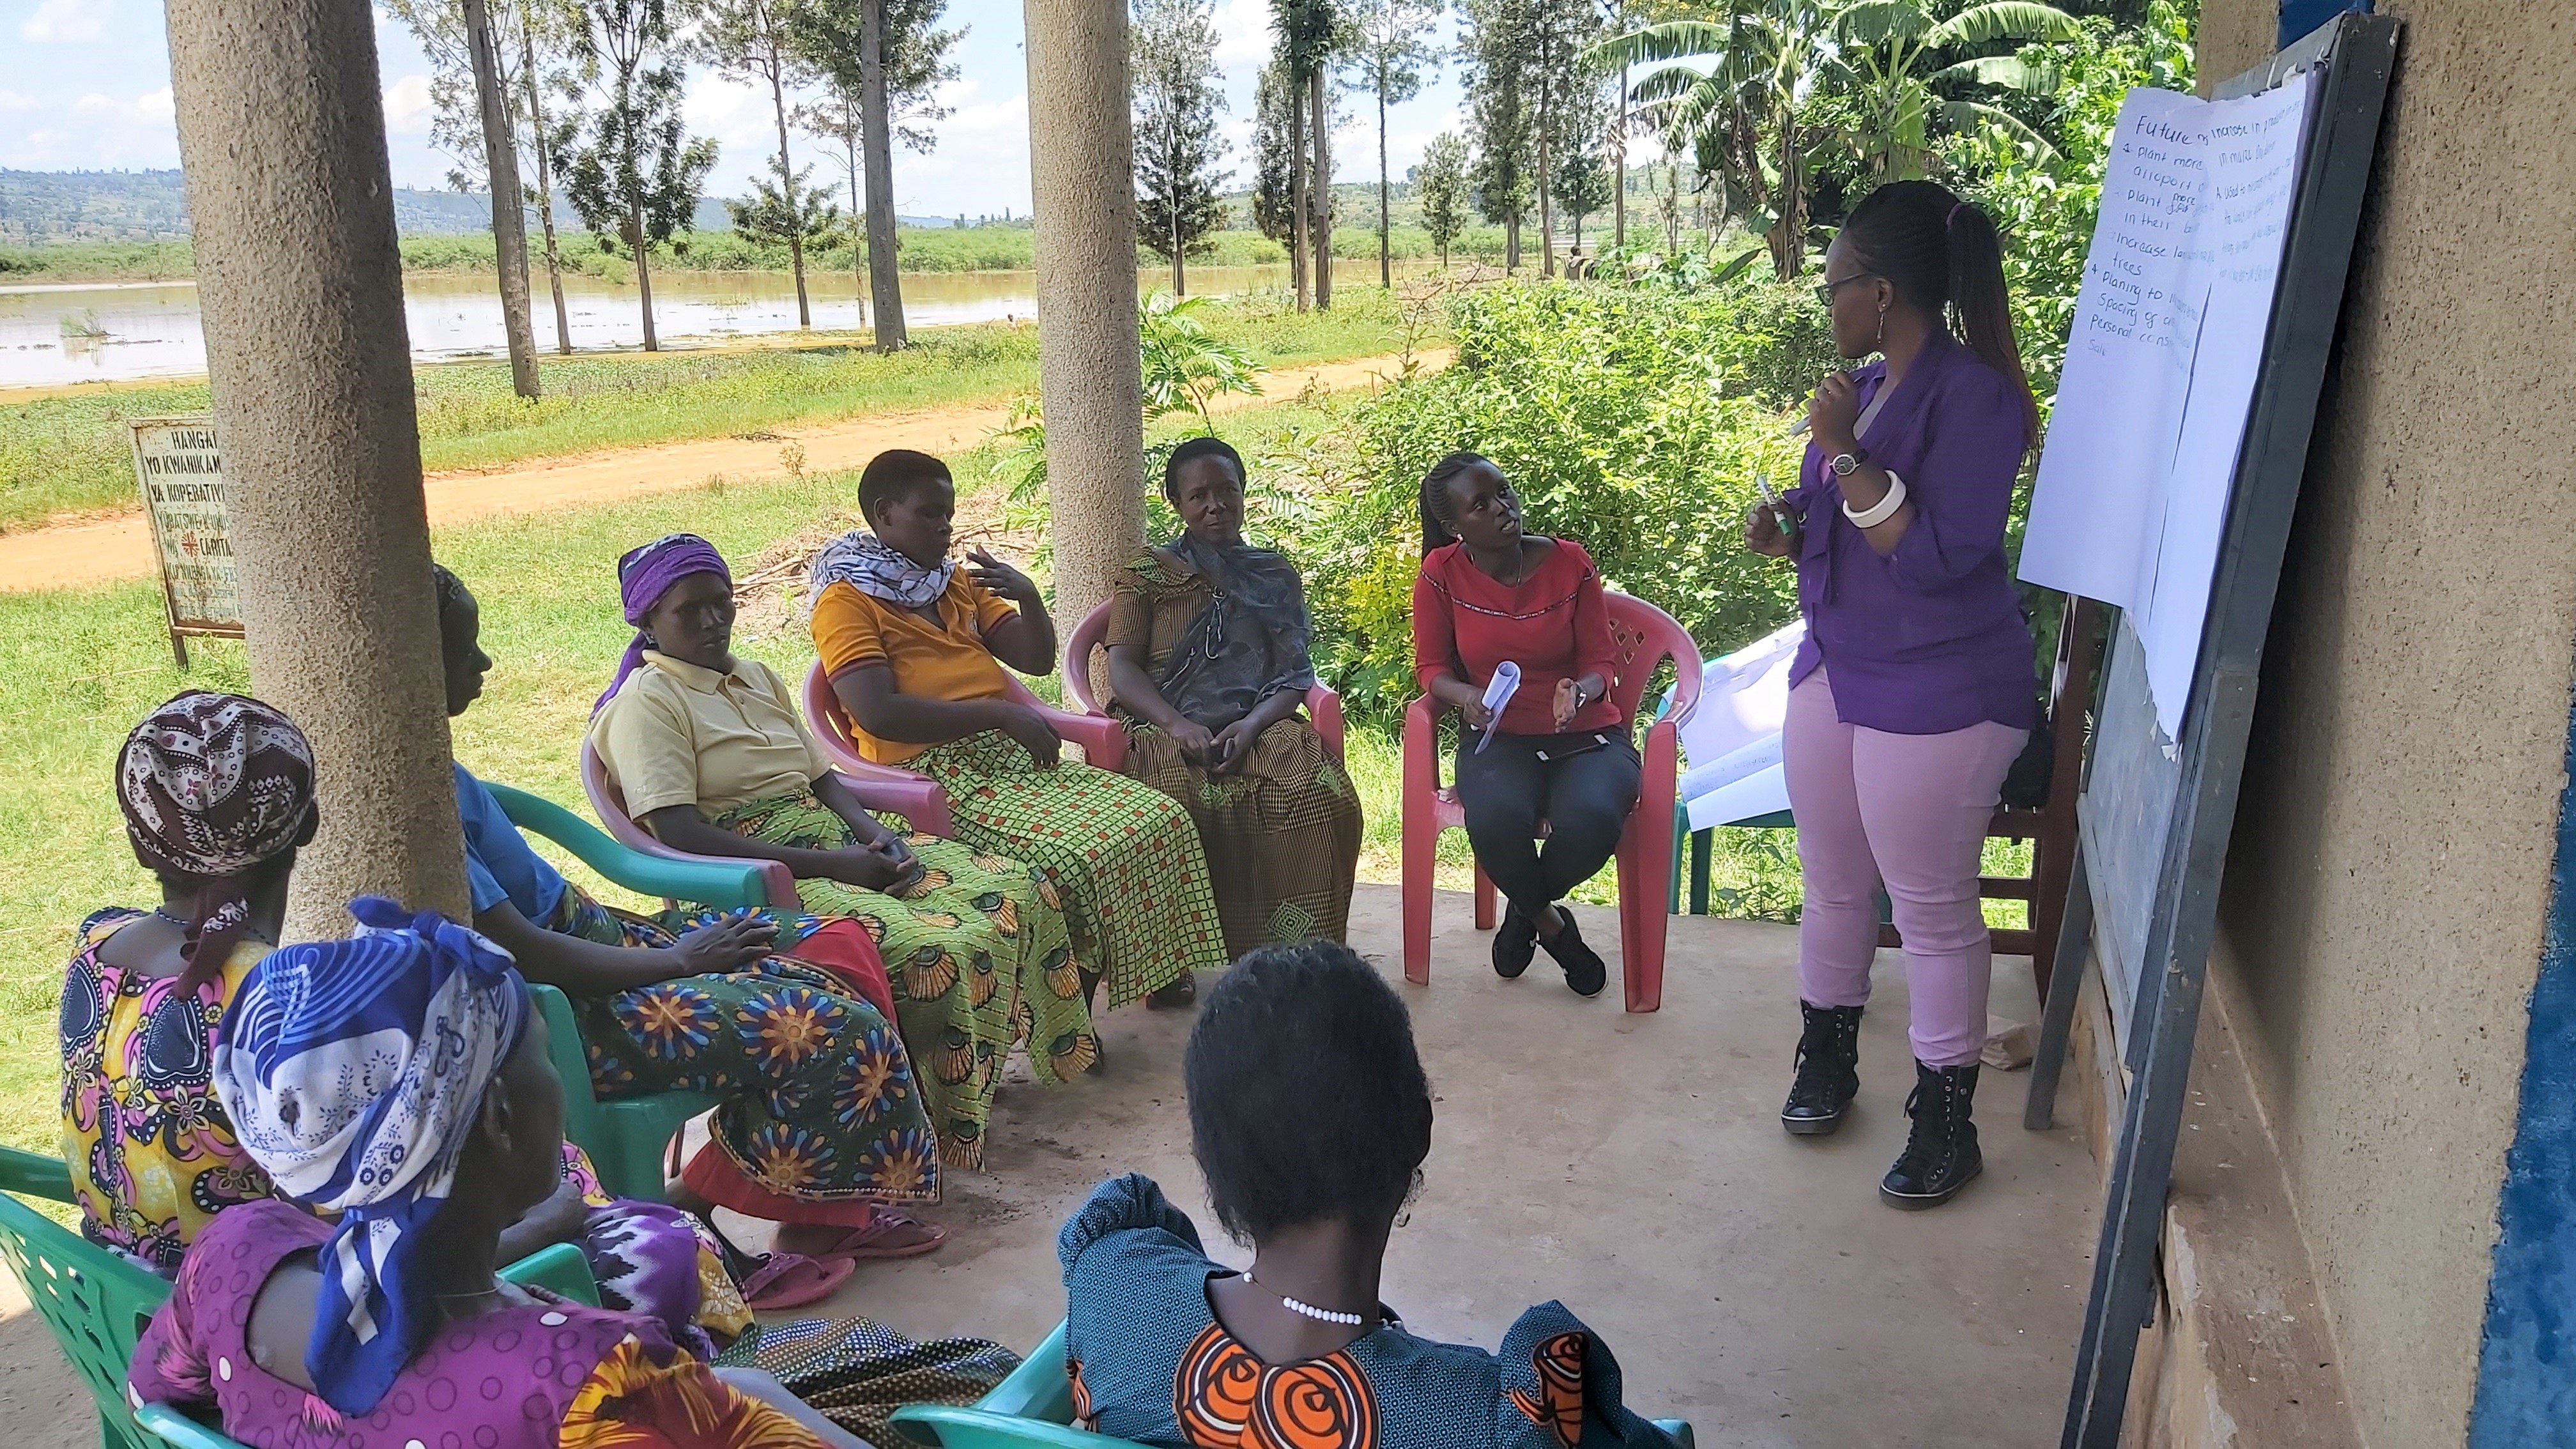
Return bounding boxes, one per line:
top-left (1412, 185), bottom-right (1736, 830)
top-left (1813, 274), bottom-right (1876, 308)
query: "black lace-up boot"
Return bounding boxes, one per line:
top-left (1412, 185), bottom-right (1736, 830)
top-left (1880, 1061), bottom-right (1983, 1209)
top-left (1780, 1001), bottom-right (1863, 1135)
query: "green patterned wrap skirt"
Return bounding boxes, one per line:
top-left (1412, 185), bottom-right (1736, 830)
top-left (710, 788), bottom-right (1100, 1169)
top-left (906, 730), bottom-right (1232, 1008)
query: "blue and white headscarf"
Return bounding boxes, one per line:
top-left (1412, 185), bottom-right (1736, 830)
top-left (806, 528), bottom-right (957, 613)
top-left (211, 896), bottom-right (530, 1416)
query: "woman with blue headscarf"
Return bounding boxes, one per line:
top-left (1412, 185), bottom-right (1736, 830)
top-left (131, 898), bottom-right (860, 1447)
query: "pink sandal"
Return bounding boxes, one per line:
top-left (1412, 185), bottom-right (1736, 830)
top-left (817, 1207), bottom-right (949, 1262)
top-left (738, 1251), bottom-right (855, 1311)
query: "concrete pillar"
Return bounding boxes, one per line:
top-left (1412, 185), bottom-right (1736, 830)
top-left (1022, 0), bottom-right (1144, 627)
top-left (164, 0), bottom-right (472, 935)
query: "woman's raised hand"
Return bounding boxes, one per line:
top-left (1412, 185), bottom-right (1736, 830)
top-left (669, 912), bottom-right (778, 974)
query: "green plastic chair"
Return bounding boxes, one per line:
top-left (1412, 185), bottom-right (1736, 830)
top-left (0, 1144), bottom-right (598, 1449)
top-left (486, 779), bottom-right (756, 1203)
top-left (894, 1320), bottom-right (1697, 1448)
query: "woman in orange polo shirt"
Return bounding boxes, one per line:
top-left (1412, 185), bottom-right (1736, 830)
top-left (809, 449), bottom-right (1229, 1014)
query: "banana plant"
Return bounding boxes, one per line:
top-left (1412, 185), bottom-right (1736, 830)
top-left (1591, 0), bottom-right (1835, 281)
top-left (1828, 0), bottom-right (2080, 184)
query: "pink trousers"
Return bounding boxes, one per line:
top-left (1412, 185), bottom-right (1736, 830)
top-left (1782, 669), bottom-right (2028, 1068)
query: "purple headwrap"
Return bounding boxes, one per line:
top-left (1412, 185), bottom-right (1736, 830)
top-left (595, 532), bottom-right (732, 714)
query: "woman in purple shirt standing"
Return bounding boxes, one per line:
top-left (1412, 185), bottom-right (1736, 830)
top-left (1744, 180), bottom-right (2042, 1210)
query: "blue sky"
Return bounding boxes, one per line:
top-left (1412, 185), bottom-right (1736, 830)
top-left (0, 0), bottom-right (1476, 218)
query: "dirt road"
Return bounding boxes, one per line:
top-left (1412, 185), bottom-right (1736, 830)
top-left (0, 348), bottom-right (1448, 594)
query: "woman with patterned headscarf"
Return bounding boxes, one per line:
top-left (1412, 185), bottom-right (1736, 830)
top-left (583, 535), bottom-right (1105, 1183)
top-left (132, 896), bottom-right (862, 1447)
top-left (60, 691), bottom-right (318, 1272)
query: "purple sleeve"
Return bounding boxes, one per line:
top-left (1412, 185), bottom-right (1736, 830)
top-left (128, 1263), bottom-right (213, 1407)
top-left (1878, 367), bottom-right (2028, 592)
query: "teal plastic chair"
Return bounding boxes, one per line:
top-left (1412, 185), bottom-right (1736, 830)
top-left (485, 778), bottom-right (757, 1203)
top-left (893, 1321), bottom-right (1697, 1448)
top-left (0, 1144), bottom-right (597, 1449)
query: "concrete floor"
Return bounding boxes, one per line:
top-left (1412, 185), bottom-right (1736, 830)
top-left (2, 885), bottom-right (2101, 1448)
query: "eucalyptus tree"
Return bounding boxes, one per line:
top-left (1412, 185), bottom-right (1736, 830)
top-left (560, 0), bottom-right (717, 351)
top-left (1344, 0), bottom-right (1441, 288)
top-left (1133, 0), bottom-right (1232, 296)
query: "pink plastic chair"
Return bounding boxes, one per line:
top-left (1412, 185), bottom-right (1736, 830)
top-left (579, 741), bottom-right (940, 901)
top-left (801, 658), bottom-right (1129, 834)
top-left (1400, 592), bottom-right (1703, 1013)
top-left (1059, 601), bottom-right (1347, 765)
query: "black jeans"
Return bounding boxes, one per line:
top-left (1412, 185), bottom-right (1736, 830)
top-left (1452, 730), bottom-right (1643, 917)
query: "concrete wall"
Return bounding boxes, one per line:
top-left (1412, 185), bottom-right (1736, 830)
top-left (2201, 3), bottom-right (2576, 1445)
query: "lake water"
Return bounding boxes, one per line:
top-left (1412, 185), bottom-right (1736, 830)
top-left (0, 260), bottom-right (1411, 390)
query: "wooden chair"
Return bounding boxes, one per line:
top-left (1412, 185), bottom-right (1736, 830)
top-left (1886, 595), bottom-right (2103, 1004)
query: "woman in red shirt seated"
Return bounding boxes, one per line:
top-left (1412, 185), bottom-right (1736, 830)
top-left (1411, 452), bottom-right (1633, 997)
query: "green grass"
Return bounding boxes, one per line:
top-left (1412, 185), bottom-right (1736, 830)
top-left (0, 288), bottom-right (1423, 533)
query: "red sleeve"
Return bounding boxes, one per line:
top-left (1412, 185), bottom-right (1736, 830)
top-left (1413, 553), bottom-right (1459, 694)
top-left (1567, 544), bottom-right (1619, 683)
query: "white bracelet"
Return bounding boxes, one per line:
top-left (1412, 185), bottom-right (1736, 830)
top-left (1842, 470), bottom-right (1908, 528)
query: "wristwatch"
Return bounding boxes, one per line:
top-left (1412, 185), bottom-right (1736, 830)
top-left (1828, 447), bottom-right (1869, 478)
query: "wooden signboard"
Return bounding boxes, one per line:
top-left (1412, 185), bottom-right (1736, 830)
top-left (129, 416), bottom-right (243, 667)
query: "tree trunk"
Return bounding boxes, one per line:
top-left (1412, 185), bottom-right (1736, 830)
top-left (1613, 61), bottom-right (1627, 252)
top-left (630, 205), bottom-right (659, 350)
top-left (1536, 66), bottom-right (1554, 279)
top-left (163, 0), bottom-right (471, 933)
top-left (1309, 65), bottom-right (1330, 310)
top-left (767, 52), bottom-right (810, 329)
top-left (521, 26), bottom-right (572, 353)
top-left (844, 132), bottom-right (865, 325)
top-left (1020, 0), bottom-right (1143, 629)
top-left (1287, 76), bottom-right (1308, 310)
top-left (1376, 86), bottom-right (1391, 288)
top-left (463, 0), bottom-right (539, 397)
top-left (1506, 213), bottom-right (1519, 272)
top-left (1169, 104), bottom-right (1186, 296)
top-left (861, 0), bottom-right (907, 349)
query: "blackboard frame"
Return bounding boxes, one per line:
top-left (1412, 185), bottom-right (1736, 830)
top-left (2016, 12), bottom-right (2402, 1446)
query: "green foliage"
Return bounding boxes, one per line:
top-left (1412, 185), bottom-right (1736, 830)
top-left (1943, 0), bottom-right (2195, 399)
top-left (1133, 0), bottom-right (1234, 270)
top-left (1139, 293), bottom-right (1263, 430)
top-left (1414, 134), bottom-right (1470, 265)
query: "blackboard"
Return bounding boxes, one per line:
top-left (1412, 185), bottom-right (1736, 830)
top-left (2018, 12), bottom-right (2401, 1447)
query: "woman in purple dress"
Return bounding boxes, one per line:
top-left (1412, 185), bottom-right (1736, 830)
top-left (1744, 180), bottom-right (2043, 1210)
top-left (131, 898), bottom-right (858, 1448)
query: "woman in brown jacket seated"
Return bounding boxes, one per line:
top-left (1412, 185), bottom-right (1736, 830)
top-left (1105, 437), bottom-right (1363, 957)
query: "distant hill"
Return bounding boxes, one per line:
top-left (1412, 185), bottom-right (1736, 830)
top-left (0, 169), bottom-right (962, 243)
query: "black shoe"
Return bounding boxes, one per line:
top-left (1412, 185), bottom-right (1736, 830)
top-left (1147, 971), bottom-right (1197, 1009)
top-left (1493, 903), bottom-right (1540, 979)
top-left (1881, 1061), bottom-right (1984, 1209)
top-left (1781, 1001), bottom-right (1863, 1136)
top-left (1537, 909), bottom-right (1607, 997)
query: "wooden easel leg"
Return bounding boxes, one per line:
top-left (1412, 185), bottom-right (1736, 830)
top-left (171, 631), bottom-right (190, 670)
top-left (2023, 842), bottom-right (2094, 1132)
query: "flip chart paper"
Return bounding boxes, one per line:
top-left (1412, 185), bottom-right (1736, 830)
top-left (2018, 74), bottom-right (2315, 737)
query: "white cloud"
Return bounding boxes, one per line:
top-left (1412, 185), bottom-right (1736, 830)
top-left (381, 73), bottom-right (436, 135)
top-left (1212, 0), bottom-right (1271, 65)
top-left (0, 91), bottom-right (39, 112)
top-left (135, 86), bottom-right (172, 120)
top-left (21, 0), bottom-right (105, 43)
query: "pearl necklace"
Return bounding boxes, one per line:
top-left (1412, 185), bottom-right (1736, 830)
top-left (1244, 1271), bottom-right (1367, 1327)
